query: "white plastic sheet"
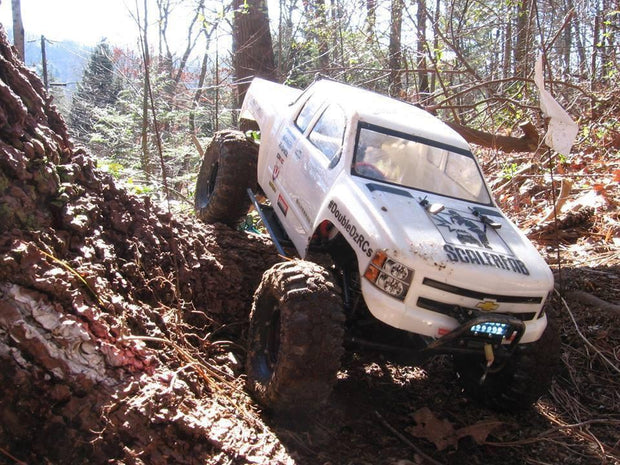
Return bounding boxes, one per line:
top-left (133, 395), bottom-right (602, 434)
top-left (534, 55), bottom-right (579, 156)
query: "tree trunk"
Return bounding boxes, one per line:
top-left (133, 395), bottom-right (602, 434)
top-left (314, 0), bottom-right (330, 72)
top-left (600, 0), bottom-right (616, 84)
top-left (366, 0), bottom-right (377, 40)
top-left (562, 0), bottom-right (573, 76)
top-left (591, 3), bottom-right (600, 84)
top-left (140, 0), bottom-right (151, 174)
top-left (190, 42), bottom-right (209, 134)
top-left (11, 0), bottom-right (25, 61)
top-left (171, 2), bottom-right (203, 90)
top-left (573, 4), bottom-right (588, 77)
top-left (429, 0), bottom-right (440, 96)
top-left (515, 0), bottom-right (534, 78)
top-left (503, 12), bottom-right (513, 79)
top-left (232, 0), bottom-right (277, 109)
top-left (388, 0), bottom-right (403, 96)
top-left (416, 0), bottom-right (429, 98)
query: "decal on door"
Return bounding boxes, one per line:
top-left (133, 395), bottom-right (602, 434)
top-left (328, 200), bottom-right (373, 257)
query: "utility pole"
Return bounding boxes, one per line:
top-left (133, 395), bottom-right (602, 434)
top-left (40, 35), bottom-right (49, 90)
top-left (28, 35), bottom-right (65, 92)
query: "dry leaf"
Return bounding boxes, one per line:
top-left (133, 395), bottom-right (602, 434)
top-left (456, 421), bottom-right (504, 445)
top-left (406, 408), bottom-right (504, 451)
top-left (406, 407), bottom-right (457, 451)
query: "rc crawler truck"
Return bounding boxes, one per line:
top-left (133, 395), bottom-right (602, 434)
top-left (195, 78), bottom-right (559, 412)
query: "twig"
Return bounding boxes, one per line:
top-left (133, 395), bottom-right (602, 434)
top-left (37, 247), bottom-right (107, 308)
top-left (0, 447), bottom-right (27, 465)
top-left (484, 419), bottom-right (620, 450)
top-left (192, 133), bottom-right (205, 159)
top-left (374, 411), bottom-right (444, 465)
top-left (556, 290), bottom-right (620, 375)
top-left (123, 335), bottom-right (263, 429)
top-left (539, 414), bottom-right (617, 458)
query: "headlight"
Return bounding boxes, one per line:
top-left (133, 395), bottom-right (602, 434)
top-left (364, 251), bottom-right (414, 301)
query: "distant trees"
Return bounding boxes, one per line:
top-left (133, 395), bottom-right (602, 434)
top-left (69, 41), bottom-right (120, 144)
top-left (59, 0), bottom-right (617, 202)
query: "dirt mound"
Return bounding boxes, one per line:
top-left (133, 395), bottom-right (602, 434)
top-left (0, 25), bottom-right (288, 464)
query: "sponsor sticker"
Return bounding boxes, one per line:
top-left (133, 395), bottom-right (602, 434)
top-left (278, 128), bottom-right (295, 157)
top-left (277, 194), bottom-right (288, 216)
top-left (328, 200), bottom-right (373, 257)
top-left (295, 198), bottom-right (312, 225)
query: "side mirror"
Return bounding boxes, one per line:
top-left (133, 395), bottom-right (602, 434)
top-left (428, 203), bottom-right (445, 215)
top-left (419, 198), bottom-right (445, 215)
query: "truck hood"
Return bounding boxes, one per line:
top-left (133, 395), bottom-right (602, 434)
top-left (361, 181), bottom-right (553, 295)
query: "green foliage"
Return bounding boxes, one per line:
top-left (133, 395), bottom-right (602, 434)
top-left (66, 39), bottom-right (232, 207)
top-left (97, 159), bottom-right (125, 179)
top-left (239, 210), bottom-right (266, 234)
top-left (125, 178), bottom-right (155, 195)
top-left (62, 0), bottom-right (615, 212)
top-left (501, 162), bottom-right (519, 180)
top-left (69, 41), bottom-right (121, 142)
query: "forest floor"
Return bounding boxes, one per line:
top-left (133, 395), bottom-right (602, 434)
top-left (1, 25), bottom-right (619, 465)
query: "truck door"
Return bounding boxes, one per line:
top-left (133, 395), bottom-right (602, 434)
top-left (277, 101), bottom-right (347, 256)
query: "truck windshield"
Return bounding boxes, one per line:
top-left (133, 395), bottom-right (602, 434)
top-left (353, 124), bottom-right (491, 204)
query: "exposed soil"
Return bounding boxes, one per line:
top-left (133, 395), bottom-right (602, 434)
top-left (1, 25), bottom-right (619, 465)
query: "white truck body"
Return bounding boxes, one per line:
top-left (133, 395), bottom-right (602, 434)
top-left (241, 78), bottom-right (553, 345)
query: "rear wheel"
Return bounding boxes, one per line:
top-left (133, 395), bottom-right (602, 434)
top-left (453, 318), bottom-right (560, 411)
top-left (246, 261), bottom-right (345, 412)
top-left (194, 130), bottom-right (257, 227)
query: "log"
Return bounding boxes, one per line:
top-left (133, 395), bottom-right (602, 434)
top-left (446, 121), bottom-right (541, 153)
top-left (564, 291), bottom-right (620, 316)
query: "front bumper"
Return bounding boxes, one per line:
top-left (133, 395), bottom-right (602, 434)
top-left (361, 278), bottom-right (549, 344)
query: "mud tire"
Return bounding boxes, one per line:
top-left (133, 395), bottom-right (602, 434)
top-left (453, 318), bottom-right (560, 411)
top-left (246, 261), bottom-right (345, 412)
top-left (194, 130), bottom-right (257, 227)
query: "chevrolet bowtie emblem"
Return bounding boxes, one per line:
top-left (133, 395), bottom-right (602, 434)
top-left (476, 300), bottom-right (499, 312)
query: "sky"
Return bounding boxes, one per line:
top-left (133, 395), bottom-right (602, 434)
top-left (0, 0), bottom-right (141, 47)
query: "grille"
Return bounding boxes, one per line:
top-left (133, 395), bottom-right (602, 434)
top-left (422, 278), bottom-right (543, 304)
top-left (417, 297), bottom-right (537, 322)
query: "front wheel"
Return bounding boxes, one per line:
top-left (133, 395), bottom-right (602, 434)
top-left (194, 130), bottom-right (257, 227)
top-left (246, 261), bottom-right (345, 413)
top-left (453, 318), bottom-right (560, 411)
